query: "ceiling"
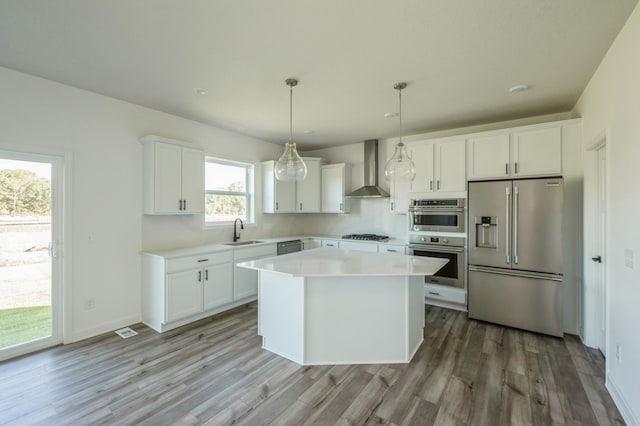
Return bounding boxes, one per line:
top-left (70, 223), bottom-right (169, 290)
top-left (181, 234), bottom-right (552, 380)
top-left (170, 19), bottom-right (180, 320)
top-left (0, 1), bottom-right (637, 150)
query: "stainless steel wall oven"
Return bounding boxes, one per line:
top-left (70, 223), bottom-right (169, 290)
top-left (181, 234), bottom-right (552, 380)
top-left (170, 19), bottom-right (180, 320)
top-left (408, 198), bottom-right (466, 233)
top-left (408, 235), bottom-right (466, 289)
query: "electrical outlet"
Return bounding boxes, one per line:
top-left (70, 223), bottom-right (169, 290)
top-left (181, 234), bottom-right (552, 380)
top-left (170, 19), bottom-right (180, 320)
top-left (616, 343), bottom-right (622, 363)
top-left (624, 248), bottom-right (635, 269)
top-left (85, 299), bottom-right (95, 310)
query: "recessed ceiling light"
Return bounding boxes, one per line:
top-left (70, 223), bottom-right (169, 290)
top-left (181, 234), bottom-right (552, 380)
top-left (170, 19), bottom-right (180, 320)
top-left (384, 112), bottom-right (399, 118)
top-left (509, 84), bottom-right (530, 93)
top-left (303, 130), bottom-right (314, 134)
top-left (194, 87), bottom-right (208, 95)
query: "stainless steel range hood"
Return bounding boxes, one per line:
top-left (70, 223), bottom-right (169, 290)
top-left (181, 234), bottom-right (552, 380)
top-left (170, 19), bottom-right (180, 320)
top-left (345, 139), bottom-right (390, 198)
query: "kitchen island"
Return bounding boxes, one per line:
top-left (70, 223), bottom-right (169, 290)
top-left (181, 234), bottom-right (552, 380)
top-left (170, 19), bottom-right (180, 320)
top-left (238, 248), bottom-right (447, 365)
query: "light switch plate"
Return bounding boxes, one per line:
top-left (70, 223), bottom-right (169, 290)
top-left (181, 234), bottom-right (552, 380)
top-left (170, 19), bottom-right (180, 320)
top-left (624, 248), bottom-right (635, 269)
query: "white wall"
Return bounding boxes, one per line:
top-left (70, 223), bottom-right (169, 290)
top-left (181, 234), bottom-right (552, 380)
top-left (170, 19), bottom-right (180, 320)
top-left (573, 3), bottom-right (640, 423)
top-left (0, 66), bottom-right (301, 342)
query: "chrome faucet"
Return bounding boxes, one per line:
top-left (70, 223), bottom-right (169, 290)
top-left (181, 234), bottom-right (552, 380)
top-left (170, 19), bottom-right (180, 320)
top-left (233, 218), bottom-right (244, 242)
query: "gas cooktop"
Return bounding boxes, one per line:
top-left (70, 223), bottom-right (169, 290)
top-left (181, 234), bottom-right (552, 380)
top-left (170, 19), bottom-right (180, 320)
top-left (341, 234), bottom-right (389, 241)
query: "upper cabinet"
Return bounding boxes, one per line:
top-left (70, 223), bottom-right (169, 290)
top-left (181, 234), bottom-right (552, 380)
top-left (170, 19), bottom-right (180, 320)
top-left (141, 135), bottom-right (204, 215)
top-left (467, 125), bottom-right (562, 180)
top-left (296, 158), bottom-right (327, 212)
top-left (262, 158), bottom-right (327, 213)
top-left (321, 163), bottom-right (351, 213)
top-left (262, 160), bottom-right (296, 213)
top-left (390, 138), bottom-right (466, 214)
top-left (409, 139), bottom-right (466, 193)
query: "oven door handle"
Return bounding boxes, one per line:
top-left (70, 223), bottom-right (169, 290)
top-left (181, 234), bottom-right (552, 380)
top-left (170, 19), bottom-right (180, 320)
top-left (409, 245), bottom-right (465, 253)
top-left (409, 208), bottom-right (465, 213)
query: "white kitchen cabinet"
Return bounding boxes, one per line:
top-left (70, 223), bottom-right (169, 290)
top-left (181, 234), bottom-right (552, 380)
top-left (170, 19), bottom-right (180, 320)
top-left (203, 262), bottom-right (234, 310)
top-left (425, 284), bottom-right (467, 312)
top-left (233, 244), bottom-right (277, 300)
top-left (407, 139), bottom-right (466, 194)
top-left (511, 127), bottom-right (562, 177)
top-left (141, 135), bottom-right (204, 215)
top-left (466, 134), bottom-right (510, 180)
top-left (303, 238), bottom-right (322, 250)
top-left (321, 239), bottom-right (340, 248)
top-left (166, 269), bottom-right (203, 322)
top-left (390, 173), bottom-right (411, 214)
top-left (321, 163), bottom-right (352, 213)
top-left (467, 124), bottom-right (563, 180)
top-left (142, 249), bottom-right (234, 332)
top-left (379, 244), bottom-right (406, 255)
top-left (296, 158), bottom-right (327, 212)
top-left (263, 158), bottom-right (327, 213)
top-left (262, 160), bottom-right (296, 213)
top-left (339, 241), bottom-right (378, 252)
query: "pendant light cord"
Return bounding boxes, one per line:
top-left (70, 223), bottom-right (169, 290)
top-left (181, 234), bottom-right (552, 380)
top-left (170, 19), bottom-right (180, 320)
top-left (398, 87), bottom-right (402, 145)
top-left (290, 83), bottom-right (293, 143)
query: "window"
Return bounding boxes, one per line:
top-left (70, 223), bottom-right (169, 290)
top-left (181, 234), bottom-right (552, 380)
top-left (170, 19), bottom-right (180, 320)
top-left (204, 157), bottom-right (254, 225)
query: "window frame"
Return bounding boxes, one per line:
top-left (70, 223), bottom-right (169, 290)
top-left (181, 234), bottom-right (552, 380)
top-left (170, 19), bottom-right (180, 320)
top-left (204, 156), bottom-right (255, 227)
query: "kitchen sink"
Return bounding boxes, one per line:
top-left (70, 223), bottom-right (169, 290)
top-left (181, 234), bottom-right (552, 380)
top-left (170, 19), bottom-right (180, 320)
top-left (223, 240), bottom-right (264, 246)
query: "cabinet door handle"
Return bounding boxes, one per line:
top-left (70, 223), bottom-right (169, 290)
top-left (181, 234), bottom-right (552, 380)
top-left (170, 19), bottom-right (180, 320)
top-left (276, 202), bottom-right (279, 211)
top-left (339, 202), bottom-right (343, 211)
top-left (437, 180), bottom-right (441, 190)
top-left (179, 199), bottom-right (183, 211)
top-left (391, 202), bottom-right (395, 211)
top-left (197, 259), bottom-right (209, 263)
top-left (205, 269), bottom-right (209, 280)
top-left (505, 163), bottom-right (509, 175)
top-left (514, 162), bottom-right (519, 174)
top-left (300, 202), bottom-right (302, 211)
top-left (430, 180), bottom-right (433, 190)
top-left (198, 271), bottom-right (202, 282)
top-left (428, 291), bottom-right (441, 296)
top-left (183, 199), bottom-right (187, 210)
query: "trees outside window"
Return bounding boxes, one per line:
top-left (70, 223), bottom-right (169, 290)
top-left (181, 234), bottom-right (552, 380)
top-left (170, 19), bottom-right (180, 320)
top-left (205, 158), bottom-right (254, 224)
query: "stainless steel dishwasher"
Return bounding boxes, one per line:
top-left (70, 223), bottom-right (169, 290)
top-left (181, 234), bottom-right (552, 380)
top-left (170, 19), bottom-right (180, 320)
top-left (277, 240), bottom-right (303, 255)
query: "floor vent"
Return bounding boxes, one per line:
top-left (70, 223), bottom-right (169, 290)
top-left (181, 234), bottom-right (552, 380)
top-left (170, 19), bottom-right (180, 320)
top-left (115, 327), bottom-right (138, 339)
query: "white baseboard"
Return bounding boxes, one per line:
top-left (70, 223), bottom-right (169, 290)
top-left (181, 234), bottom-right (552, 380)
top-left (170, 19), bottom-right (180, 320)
top-left (607, 373), bottom-right (639, 426)
top-left (70, 314), bottom-right (142, 342)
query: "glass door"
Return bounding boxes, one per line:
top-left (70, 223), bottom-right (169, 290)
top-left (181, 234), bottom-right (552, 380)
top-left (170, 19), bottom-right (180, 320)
top-left (0, 151), bottom-right (62, 359)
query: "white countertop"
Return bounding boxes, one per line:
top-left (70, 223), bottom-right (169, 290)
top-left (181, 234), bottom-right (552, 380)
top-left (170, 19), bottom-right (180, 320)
top-left (141, 235), bottom-right (408, 258)
top-left (238, 247), bottom-right (448, 277)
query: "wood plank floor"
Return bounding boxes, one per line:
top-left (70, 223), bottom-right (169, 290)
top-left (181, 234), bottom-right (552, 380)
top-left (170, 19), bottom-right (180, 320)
top-left (0, 304), bottom-right (625, 425)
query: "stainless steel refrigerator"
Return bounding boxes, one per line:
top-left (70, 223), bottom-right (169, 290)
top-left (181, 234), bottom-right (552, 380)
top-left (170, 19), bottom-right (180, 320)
top-left (468, 178), bottom-right (563, 337)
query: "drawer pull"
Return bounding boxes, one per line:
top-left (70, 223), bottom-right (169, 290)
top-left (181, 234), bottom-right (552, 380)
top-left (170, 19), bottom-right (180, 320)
top-left (197, 259), bottom-right (209, 263)
top-left (387, 249), bottom-right (397, 252)
top-left (428, 291), bottom-right (441, 296)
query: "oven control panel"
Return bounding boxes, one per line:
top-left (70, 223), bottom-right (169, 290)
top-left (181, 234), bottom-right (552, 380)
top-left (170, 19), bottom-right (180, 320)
top-left (409, 234), bottom-right (466, 248)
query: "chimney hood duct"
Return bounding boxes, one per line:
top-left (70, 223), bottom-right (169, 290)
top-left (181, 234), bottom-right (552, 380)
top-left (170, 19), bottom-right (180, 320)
top-left (345, 139), bottom-right (390, 198)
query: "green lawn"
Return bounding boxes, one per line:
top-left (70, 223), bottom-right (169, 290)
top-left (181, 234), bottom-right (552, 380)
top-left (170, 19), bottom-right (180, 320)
top-left (0, 306), bottom-right (51, 349)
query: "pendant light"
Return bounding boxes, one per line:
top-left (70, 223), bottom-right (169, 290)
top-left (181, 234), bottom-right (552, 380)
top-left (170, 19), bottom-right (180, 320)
top-left (384, 82), bottom-right (416, 182)
top-left (274, 78), bottom-right (307, 181)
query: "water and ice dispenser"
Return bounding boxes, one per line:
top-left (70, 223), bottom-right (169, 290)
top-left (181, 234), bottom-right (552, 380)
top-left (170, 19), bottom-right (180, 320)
top-left (474, 216), bottom-right (498, 249)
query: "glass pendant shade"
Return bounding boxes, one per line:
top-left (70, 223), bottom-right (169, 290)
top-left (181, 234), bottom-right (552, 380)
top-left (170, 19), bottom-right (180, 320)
top-left (274, 141), bottom-right (307, 181)
top-left (384, 82), bottom-right (416, 182)
top-left (275, 78), bottom-right (307, 181)
top-left (384, 142), bottom-right (416, 181)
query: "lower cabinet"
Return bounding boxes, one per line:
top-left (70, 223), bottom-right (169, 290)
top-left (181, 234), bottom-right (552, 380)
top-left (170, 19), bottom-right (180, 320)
top-left (143, 249), bottom-right (239, 333)
top-left (233, 244), bottom-right (277, 300)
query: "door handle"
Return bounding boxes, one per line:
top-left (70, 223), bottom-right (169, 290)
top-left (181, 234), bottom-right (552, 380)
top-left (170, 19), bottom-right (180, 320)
top-left (592, 256), bottom-right (602, 263)
top-left (505, 186), bottom-right (511, 264)
top-left (513, 185), bottom-right (519, 264)
top-left (205, 269), bottom-right (209, 280)
top-left (198, 271), bottom-right (202, 282)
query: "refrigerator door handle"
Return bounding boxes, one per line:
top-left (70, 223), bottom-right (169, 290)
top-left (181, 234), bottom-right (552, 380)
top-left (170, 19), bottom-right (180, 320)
top-left (514, 185), bottom-right (519, 264)
top-left (505, 186), bottom-right (510, 264)
top-left (469, 265), bottom-right (563, 282)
